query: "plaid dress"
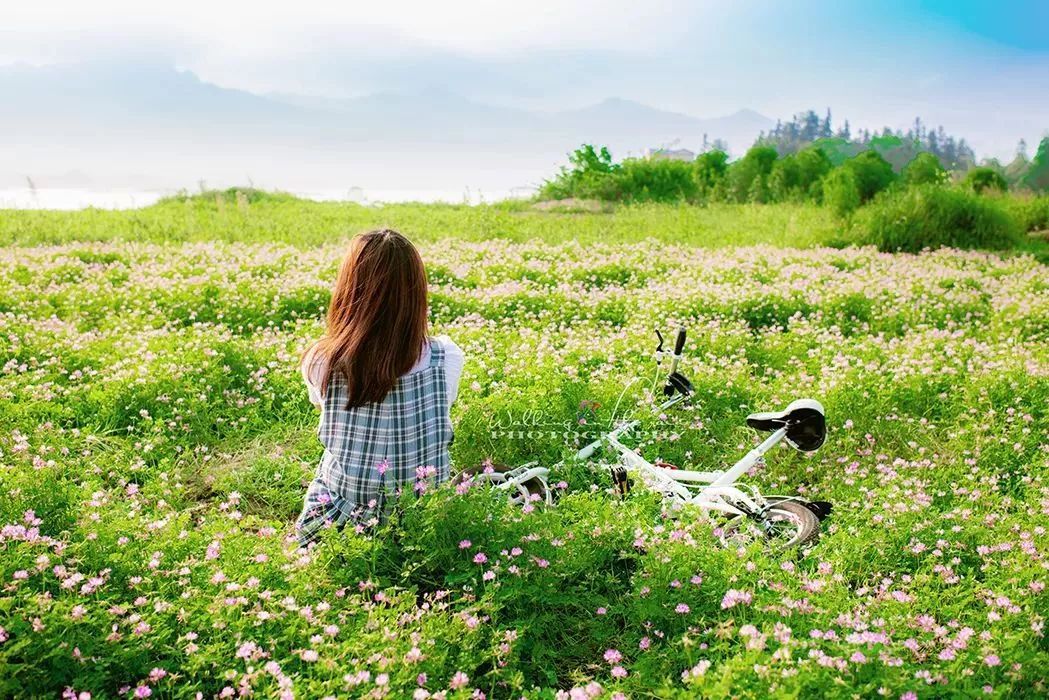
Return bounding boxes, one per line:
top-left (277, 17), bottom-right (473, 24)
top-left (296, 339), bottom-right (453, 544)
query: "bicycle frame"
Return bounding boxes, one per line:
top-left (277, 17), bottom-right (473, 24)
top-left (477, 463), bottom-right (554, 505)
top-left (569, 392), bottom-right (791, 518)
top-left (480, 327), bottom-right (824, 524)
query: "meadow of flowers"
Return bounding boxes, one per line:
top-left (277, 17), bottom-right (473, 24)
top-left (1, 214), bottom-right (1047, 698)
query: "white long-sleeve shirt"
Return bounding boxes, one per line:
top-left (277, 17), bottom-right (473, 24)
top-left (301, 335), bottom-right (464, 412)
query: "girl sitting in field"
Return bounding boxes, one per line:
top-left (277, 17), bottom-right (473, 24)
top-left (296, 229), bottom-right (463, 544)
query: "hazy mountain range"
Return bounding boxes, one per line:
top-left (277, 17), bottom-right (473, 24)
top-left (1, 60), bottom-right (773, 192)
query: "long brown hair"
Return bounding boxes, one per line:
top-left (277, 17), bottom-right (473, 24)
top-left (309, 229), bottom-right (429, 408)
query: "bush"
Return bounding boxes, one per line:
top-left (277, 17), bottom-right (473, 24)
top-left (727, 146), bottom-right (778, 202)
top-left (821, 167), bottom-right (862, 218)
top-left (843, 150), bottom-right (896, 202)
top-left (615, 158), bottom-right (700, 203)
top-left (540, 145), bottom-right (701, 203)
top-left (539, 144), bottom-right (622, 201)
top-left (1004, 194), bottom-right (1049, 232)
top-left (768, 157), bottom-right (799, 202)
top-left (857, 185), bottom-right (1021, 252)
top-left (963, 167), bottom-right (1009, 194)
top-left (160, 188), bottom-right (301, 206)
top-left (693, 149), bottom-right (729, 199)
top-left (794, 146), bottom-right (833, 196)
top-left (1022, 136), bottom-right (1049, 192)
top-left (902, 152), bottom-right (947, 186)
top-left (769, 146), bottom-right (831, 203)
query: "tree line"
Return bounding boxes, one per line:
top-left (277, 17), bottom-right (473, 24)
top-left (756, 110), bottom-right (982, 172)
top-left (540, 119), bottom-right (1049, 213)
top-left (538, 122), bottom-right (1049, 252)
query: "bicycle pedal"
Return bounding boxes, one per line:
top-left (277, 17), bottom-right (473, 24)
top-left (805, 500), bottom-right (833, 520)
top-left (610, 466), bottom-right (631, 498)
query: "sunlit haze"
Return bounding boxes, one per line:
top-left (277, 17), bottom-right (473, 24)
top-left (2, 0), bottom-right (1047, 199)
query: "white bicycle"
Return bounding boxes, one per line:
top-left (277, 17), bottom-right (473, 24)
top-left (468, 327), bottom-right (832, 549)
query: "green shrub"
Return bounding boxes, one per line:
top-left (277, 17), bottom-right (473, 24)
top-left (857, 185), bottom-right (1021, 252)
top-left (539, 144), bottom-right (622, 201)
top-left (768, 157), bottom-right (799, 202)
top-left (794, 145), bottom-right (833, 196)
top-left (821, 167), bottom-right (862, 218)
top-left (770, 146), bottom-right (832, 202)
top-left (1004, 194), bottom-right (1049, 232)
top-left (727, 146), bottom-right (778, 202)
top-left (160, 187), bottom-right (301, 206)
top-left (902, 152), bottom-right (947, 186)
top-left (1025, 196), bottom-right (1049, 232)
top-left (693, 149), bottom-right (729, 199)
top-left (615, 158), bottom-right (700, 203)
top-left (1022, 136), bottom-right (1049, 192)
top-left (539, 145), bottom-right (702, 203)
top-left (963, 167), bottom-right (1009, 194)
top-left (843, 150), bottom-right (896, 202)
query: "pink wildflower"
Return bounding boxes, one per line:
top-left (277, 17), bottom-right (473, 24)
top-left (721, 589), bottom-right (753, 609)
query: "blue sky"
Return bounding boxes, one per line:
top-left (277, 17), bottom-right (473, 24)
top-left (906, 0), bottom-right (1049, 51)
top-left (3, 0), bottom-right (1047, 159)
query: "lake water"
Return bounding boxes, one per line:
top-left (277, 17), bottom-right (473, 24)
top-left (0, 187), bottom-right (534, 210)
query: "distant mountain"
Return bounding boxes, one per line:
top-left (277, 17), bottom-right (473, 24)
top-left (0, 61), bottom-right (774, 189)
top-left (553, 99), bottom-right (773, 155)
top-left (2, 59), bottom-right (302, 126)
top-left (261, 91), bottom-right (773, 153)
top-left (3, 61), bottom-right (771, 149)
top-left (265, 89), bottom-right (546, 144)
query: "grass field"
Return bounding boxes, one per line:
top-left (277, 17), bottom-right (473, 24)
top-left (1, 196), bottom-right (1047, 698)
top-left (0, 194), bottom-right (840, 247)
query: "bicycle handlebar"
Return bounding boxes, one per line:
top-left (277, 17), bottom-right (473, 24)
top-left (673, 326), bottom-right (686, 355)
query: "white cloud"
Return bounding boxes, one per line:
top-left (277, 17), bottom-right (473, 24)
top-left (3, 1), bottom-right (1044, 161)
top-left (3, 0), bottom-right (712, 57)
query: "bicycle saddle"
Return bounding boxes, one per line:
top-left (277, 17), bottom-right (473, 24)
top-left (746, 398), bottom-right (826, 451)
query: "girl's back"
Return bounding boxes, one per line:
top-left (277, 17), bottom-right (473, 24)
top-left (295, 229), bottom-right (462, 544)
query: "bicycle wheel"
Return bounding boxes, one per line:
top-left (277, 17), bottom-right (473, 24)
top-left (718, 501), bottom-right (820, 550)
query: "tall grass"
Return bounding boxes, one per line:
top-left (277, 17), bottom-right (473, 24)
top-left (0, 195), bottom-right (840, 248)
top-left (856, 185), bottom-right (1021, 252)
